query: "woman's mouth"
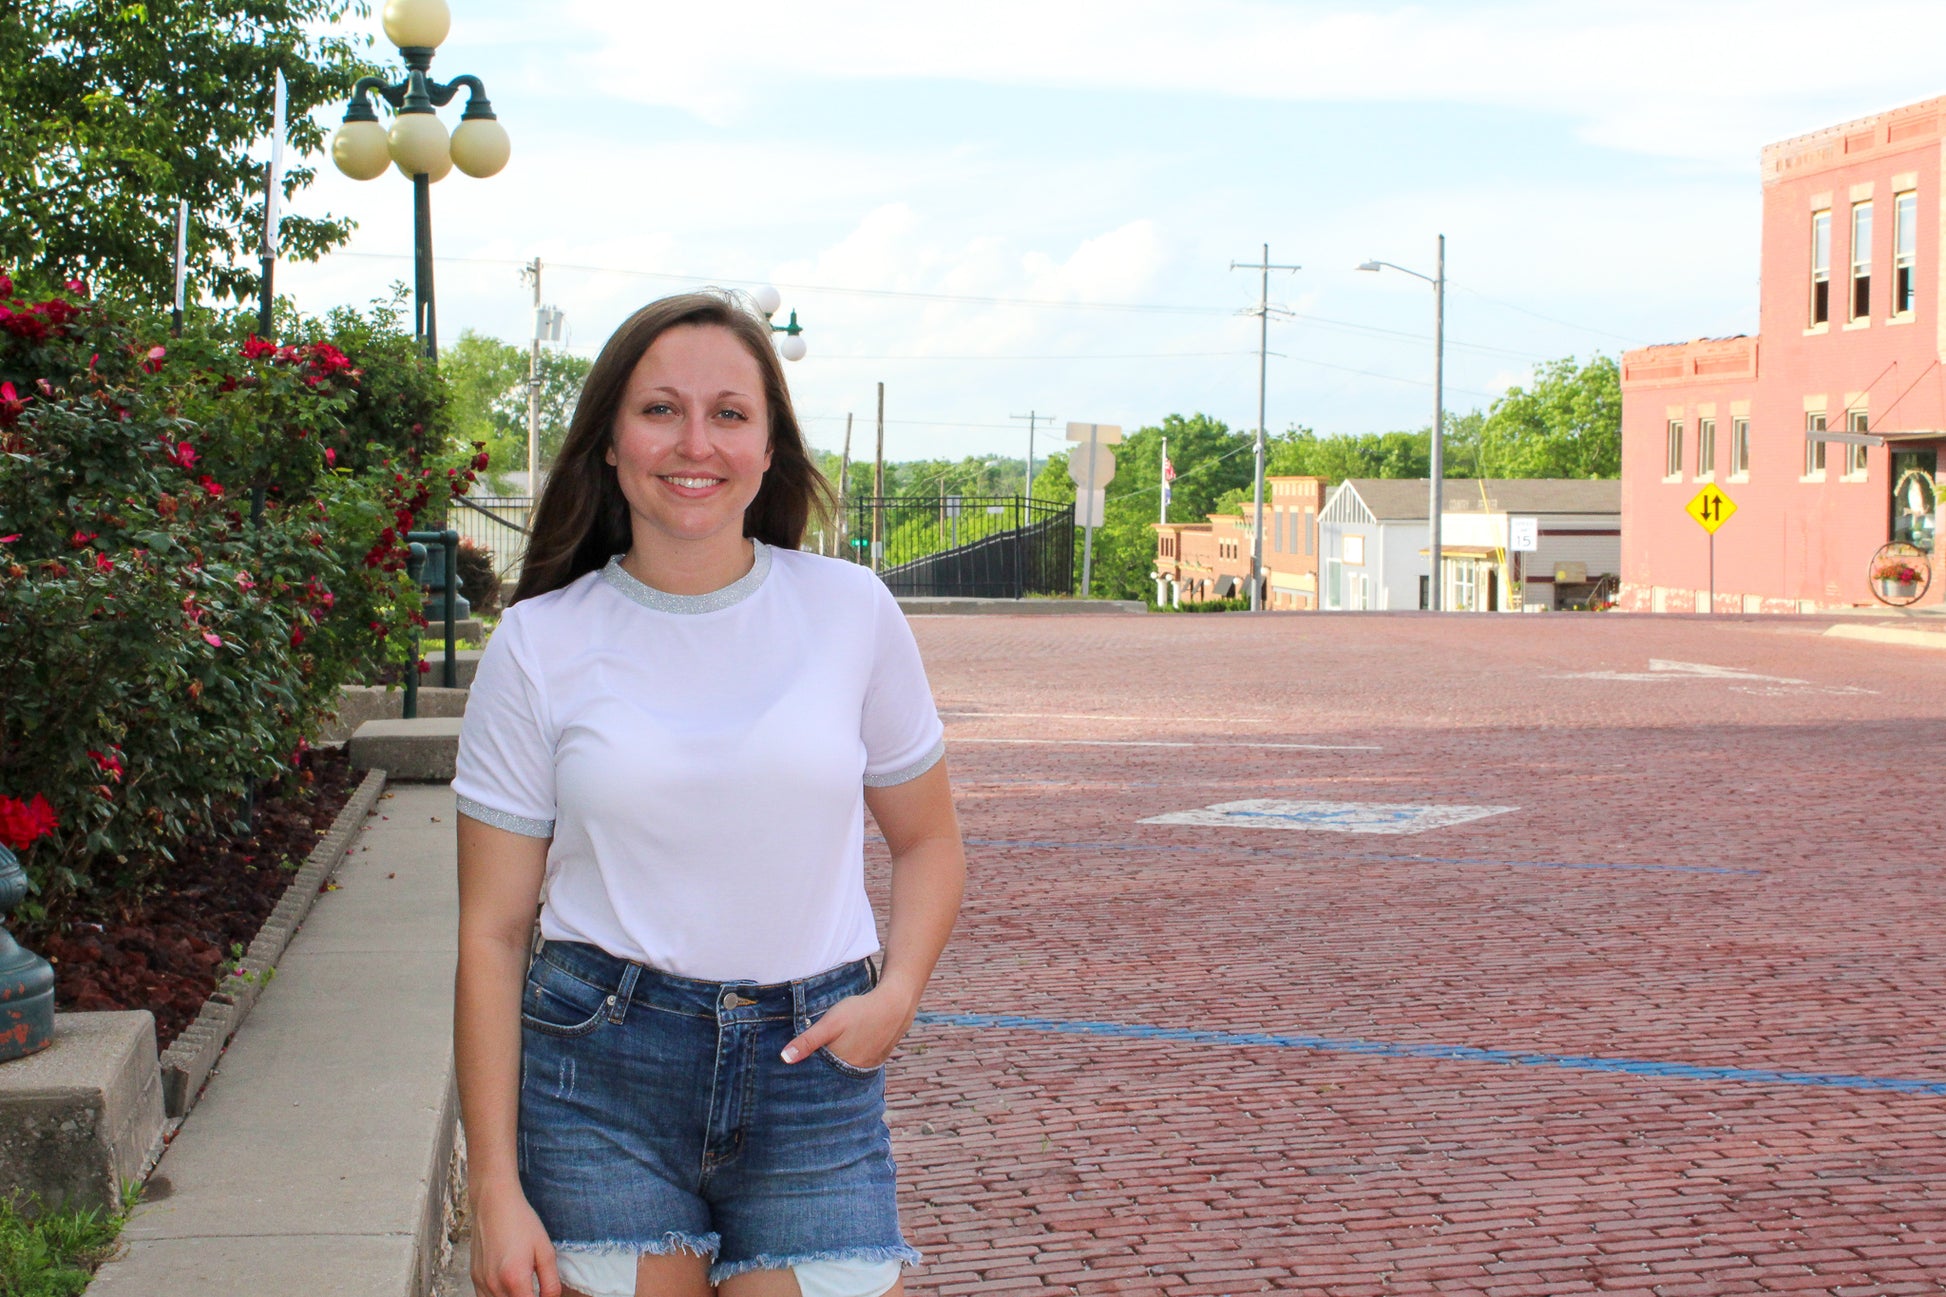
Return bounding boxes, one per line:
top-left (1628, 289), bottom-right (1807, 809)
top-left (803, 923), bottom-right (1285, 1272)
top-left (660, 475), bottom-right (724, 490)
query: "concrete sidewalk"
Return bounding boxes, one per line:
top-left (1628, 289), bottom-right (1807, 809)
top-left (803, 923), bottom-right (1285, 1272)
top-left (89, 781), bottom-right (459, 1297)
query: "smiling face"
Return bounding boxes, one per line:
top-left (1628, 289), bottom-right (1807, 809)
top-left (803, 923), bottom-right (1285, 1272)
top-left (604, 323), bottom-right (774, 568)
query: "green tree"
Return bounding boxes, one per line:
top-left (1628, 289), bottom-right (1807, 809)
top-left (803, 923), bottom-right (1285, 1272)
top-left (0, 0), bottom-right (376, 302)
top-left (1477, 355), bottom-right (1620, 478)
top-left (440, 330), bottom-right (589, 489)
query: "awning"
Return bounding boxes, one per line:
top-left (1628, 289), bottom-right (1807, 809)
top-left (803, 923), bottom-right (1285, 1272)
top-left (1420, 546), bottom-right (1501, 559)
top-left (1214, 575), bottom-right (1239, 597)
top-left (1813, 428), bottom-right (1946, 447)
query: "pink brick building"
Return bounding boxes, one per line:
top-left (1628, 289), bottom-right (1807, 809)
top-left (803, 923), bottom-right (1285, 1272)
top-left (1621, 97), bottom-right (1944, 612)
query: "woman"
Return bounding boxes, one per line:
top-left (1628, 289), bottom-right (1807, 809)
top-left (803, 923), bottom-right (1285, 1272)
top-left (452, 291), bottom-right (964, 1297)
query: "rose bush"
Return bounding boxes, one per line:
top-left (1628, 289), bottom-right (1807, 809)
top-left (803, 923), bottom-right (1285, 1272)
top-left (0, 276), bottom-right (479, 913)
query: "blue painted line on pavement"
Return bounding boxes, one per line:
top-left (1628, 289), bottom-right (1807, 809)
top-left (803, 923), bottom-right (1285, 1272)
top-left (912, 1012), bottom-right (1946, 1096)
top-left (956, 838), bottom-right (1758, 876)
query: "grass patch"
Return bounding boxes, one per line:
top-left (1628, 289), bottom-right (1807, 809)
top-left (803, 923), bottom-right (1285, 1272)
top-left (0, 1185), bottom-right (139, 1295)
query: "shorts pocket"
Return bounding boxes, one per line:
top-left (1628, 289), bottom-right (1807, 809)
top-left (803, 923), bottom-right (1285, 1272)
top-left (815, 1045), bottom-right (884, 1080)
top-left (521, 959), bottom-right (613, 1038)
top-left (795, 997), bottom-right (885, 1080)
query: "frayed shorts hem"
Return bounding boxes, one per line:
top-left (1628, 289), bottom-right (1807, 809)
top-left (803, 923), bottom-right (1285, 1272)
top-left (709, 1243), bottom-right (921, 1285)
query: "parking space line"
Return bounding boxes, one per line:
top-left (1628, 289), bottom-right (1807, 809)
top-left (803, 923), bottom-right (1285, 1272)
top-left (913, 1012), bottom-right (1946, 1096)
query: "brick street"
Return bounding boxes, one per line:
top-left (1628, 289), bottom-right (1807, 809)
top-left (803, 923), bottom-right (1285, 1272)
top-left (877, 613), bottom-right (1946, 1295)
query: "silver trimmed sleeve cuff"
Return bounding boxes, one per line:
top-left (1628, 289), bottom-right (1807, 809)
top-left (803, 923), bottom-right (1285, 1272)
top-left (863, 736), bottom-right (947, 788)
top-left (455, 794), bottom-right (555, 839)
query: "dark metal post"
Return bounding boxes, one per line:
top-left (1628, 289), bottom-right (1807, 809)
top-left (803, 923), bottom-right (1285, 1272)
top-left (442, 529), bottom-right (458, 686)
top-left (405, 542), bottom-right (426, 719)
top-left (414, 172), bottom-right (436, 360)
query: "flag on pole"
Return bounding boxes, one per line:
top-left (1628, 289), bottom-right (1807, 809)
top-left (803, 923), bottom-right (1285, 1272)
top-left (1162, 455), bottom-right (1176, 505)
top-left (264, 70), bottom-right (287, 256)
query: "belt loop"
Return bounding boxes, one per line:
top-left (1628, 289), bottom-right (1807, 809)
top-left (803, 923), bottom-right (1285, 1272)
top-left (610, 962), bottom-right (642, 1024)
top-left (865, 955), bottom-right (881, 989)
top-left (790, 977), bottom-right (807, 1025)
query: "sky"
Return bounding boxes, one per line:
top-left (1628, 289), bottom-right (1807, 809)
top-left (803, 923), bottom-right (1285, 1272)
top-left (275, 0), bottom-right (1946, 466)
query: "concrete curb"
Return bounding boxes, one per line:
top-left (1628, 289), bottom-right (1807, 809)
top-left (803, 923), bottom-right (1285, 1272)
top-left (1823, 622), bottom-right (1946, 651)
top-left (155, 767), bottom-right (388, 1119)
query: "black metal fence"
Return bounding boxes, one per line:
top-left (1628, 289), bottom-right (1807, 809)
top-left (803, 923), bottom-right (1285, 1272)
top-left (446, 495), bottom-right (533, 578)
top-left (842, 495), bottom-right (1074, 598)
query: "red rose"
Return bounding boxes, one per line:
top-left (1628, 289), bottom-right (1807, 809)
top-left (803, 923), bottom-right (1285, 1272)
top-left (240, 335), bottom-right (276, 360)
top-left (0, 793), bottom-right (58, 851)
top-left (69, 530), bottom-right (98, 548)
top-left (198, 476), bottom-right (224, 498)
top-left (63, 278), bottom-right (88, 297)
top-left (141, 344), bottom-right (167, 374)
top-left (0, 273), bottom-right (12, 297)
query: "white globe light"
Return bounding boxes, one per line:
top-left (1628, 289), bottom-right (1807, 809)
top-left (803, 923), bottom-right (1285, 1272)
top-left (752, 284), bottom-right (782, 316)
top-left (450, 117), bottom-right (511, 178)
top-left (382, 0), bottom-right (451, 48)
top-left (778, 334), bottom-right (807, 362)
top-left (331, 119), bottom-right (391, 181)
top-left (388, 112), bottom-right (452, 180)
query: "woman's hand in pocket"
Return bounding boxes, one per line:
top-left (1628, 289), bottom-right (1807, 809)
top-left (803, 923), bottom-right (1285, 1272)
top-left (781, 984), bottom-right (916, 1071)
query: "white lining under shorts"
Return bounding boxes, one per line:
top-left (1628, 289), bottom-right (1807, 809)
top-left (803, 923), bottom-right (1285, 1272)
top-left (557, 1250), bottom-right (902, 1297)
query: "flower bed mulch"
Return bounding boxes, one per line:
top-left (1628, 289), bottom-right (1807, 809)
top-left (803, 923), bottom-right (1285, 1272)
top-left (16, 747), bottom-right (358, 1051)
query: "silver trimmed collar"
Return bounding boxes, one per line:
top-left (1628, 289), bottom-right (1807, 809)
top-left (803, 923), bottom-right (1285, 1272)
top-left (600, 540), bottom-right (771, 614)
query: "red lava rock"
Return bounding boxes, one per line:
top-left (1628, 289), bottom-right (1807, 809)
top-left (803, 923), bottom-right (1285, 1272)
top-left (23, 747), bottom-right (355, 1049)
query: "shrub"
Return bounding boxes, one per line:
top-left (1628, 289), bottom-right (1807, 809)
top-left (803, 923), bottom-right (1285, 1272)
top-left (0, 275), bottom-right (484, 913)
top-left (455, 537), bottom-right (499, 613)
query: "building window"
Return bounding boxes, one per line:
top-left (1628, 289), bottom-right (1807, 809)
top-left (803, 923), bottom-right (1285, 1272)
top-left (1851, 201), bottom-right (1872, 321)
top-left (1894, 191), bottom-right (1917, 316)
top-left (1731, 417), bottom-right (1750, 476)
top-left (1697, 417), bottom-right (1716, 479)
top-left (1804, 411), bottom-right (1827, 476)
top-left (1452, 562), bottom-right (1476, 611)
top-left (1275, 508), bottom-right (1285, 553)
top-left (1847, 410), bottom-right (1870, 477)
top-left (1344, 534), bottom-right (1365, 565)
top-left (1665, 420), bottom-right (1684, 477)
top-left (1303, 509), bottom-right (1314, 555)
top-left (1811, 209), bottom-right (1831, 325)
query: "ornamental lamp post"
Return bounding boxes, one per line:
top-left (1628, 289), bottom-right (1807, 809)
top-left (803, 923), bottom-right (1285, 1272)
top-left (329, 0), bottom-right (509, 361)
top-left (750, 284), bottom-right (809, 361)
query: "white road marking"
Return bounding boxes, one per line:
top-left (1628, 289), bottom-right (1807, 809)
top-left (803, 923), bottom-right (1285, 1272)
top-left (1142, 798), bottom-right (1517, 835)
top-left (1557, 659), bottom-right (1872, 692)
top-left (949, 738), bottom-right (1380, 751)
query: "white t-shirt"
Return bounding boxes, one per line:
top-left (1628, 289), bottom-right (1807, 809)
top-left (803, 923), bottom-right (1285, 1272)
top-left (451, 541), bottom-right (945, 984)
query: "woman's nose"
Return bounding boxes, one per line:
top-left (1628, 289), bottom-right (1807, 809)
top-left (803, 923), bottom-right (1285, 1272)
top-left (675, 410), bottom-right (713, 459)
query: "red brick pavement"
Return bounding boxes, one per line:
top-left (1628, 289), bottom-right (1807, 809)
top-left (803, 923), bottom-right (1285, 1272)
top-left (869, 613), bottom-right (1946, 1295)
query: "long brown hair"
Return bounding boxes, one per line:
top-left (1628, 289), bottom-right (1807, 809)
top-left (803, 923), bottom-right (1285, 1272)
top-left (511, 290), bottom-right (835, 605)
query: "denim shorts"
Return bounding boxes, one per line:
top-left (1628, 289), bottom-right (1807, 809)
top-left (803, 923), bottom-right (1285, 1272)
top-left (516, 939), bottom-right (921, 1286)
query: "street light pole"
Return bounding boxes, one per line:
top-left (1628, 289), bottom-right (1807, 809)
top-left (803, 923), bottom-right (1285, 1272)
top-left (1010, 410), bottom-right (1054, 504)
top-left (1357, 235), bottom-right (1447, 610)
top-left (1230, 244), bottom-right (1300, 611)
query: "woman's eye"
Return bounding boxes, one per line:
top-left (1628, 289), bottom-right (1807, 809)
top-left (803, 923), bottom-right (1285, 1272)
top-left (714, 407), bottom-right (748, 421)
top-left (644, 402), bottom-right (675, 416)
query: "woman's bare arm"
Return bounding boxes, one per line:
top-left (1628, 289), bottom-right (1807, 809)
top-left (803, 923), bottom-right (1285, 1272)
top-left (455, 814), bottom-right (561, 1297)
top-left (783, 759), bottom-right (966, 1068)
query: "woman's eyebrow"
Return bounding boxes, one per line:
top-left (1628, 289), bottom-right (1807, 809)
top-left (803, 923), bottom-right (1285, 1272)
top-left (641, 385), bottom-right (756, 400)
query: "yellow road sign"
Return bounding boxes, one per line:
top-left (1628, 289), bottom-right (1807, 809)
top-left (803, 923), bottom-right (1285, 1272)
top-left (1687, 484), bottom-right (1738, 534)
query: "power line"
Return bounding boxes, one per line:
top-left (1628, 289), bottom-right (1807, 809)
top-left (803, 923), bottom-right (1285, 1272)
top-left (1446, 281), bottom-right (1646, 347)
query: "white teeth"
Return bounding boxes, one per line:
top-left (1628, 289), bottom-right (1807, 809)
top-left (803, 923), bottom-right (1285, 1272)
top-left (663, 476), bottom-right (721, 488)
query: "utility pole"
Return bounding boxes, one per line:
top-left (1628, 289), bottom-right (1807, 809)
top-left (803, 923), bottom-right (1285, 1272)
top-left (873, 383), bottom-right (886, 572)
top-left (522, 256), bottom-right (542, 494)
top-left (1229, 243), bottom-right (1301, 611)
top-left (839, 413), bottom-right (852, 557)
top-left (1009, 410), bottom-right (1054, 504)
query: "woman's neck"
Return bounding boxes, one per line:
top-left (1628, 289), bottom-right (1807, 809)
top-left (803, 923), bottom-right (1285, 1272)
top-left (619, 534), bottom-right (757, 596)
